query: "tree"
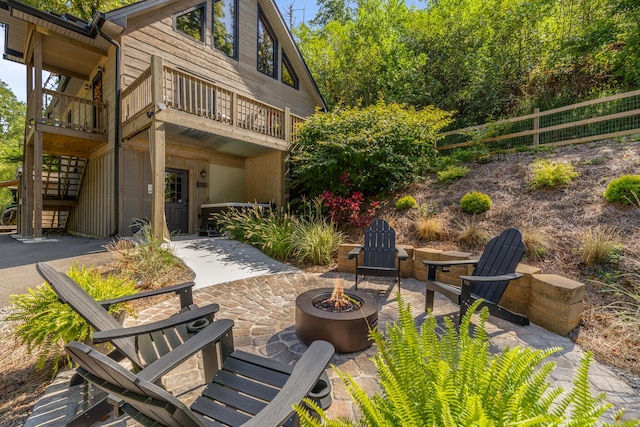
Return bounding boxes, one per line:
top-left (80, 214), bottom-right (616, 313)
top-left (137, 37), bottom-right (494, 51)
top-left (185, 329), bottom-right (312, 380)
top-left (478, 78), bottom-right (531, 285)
top-left (0, 79), bottom-right (25, 210)
top-left (21, 0), bottom-right (136, 21)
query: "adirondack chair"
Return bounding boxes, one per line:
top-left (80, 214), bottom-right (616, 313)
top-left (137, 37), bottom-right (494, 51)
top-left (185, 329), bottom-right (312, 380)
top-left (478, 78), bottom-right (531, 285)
top-left (422, 228), bottom-right (529, 325)
top-left (66, 319), bottom-right (335, 427)
top-left (348, 218), bottom-right (408, 292)
top-left (36, 262), bottom-right (221, 426)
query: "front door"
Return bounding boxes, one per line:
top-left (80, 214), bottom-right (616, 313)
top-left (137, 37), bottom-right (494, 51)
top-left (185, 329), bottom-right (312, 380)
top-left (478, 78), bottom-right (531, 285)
top-left (165, 169), bottom-right (189, 234)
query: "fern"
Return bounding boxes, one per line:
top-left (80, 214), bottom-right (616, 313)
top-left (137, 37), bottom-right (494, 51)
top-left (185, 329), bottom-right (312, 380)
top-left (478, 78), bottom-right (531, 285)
top-left (3, 263), bottom-right (136, 375)
top-left (294, 295), bottom-right (640, 426)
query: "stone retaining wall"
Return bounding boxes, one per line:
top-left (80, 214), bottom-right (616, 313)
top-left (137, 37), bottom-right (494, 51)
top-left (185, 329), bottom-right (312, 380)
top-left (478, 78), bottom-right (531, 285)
top-left (337, 244), bottom-right (584, 336)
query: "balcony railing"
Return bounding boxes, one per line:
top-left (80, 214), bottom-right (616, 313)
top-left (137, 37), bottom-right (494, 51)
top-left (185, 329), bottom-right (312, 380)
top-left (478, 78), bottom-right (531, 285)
top-left (122, 57), bottom-right (305, 143)
top-left (36, 89), bottom-right (107, 135)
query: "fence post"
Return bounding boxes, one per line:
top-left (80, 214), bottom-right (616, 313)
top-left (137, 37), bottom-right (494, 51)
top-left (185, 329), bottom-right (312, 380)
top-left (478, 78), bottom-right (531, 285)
top-left (533, 108), bottom-right (540, 148)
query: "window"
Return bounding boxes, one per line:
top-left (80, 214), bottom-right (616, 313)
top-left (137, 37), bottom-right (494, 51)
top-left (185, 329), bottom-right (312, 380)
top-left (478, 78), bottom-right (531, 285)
top-left (175, 4), bottom-right (205, 42)
top-left (213, 0), bottom-right (237, 58)
top-left (257, 11), bottom-right (276, 77)
top-left (281, 54), bottom-right (298, 88)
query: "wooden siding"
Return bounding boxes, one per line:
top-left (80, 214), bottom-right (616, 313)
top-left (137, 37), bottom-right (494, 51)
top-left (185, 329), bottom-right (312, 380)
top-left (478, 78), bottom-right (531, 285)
top-left (245, 151), bottom-right (284, 206)
top-left (120, 0), bottom-right (319, 119)
top-left (67, 150), bottom-right (115, 237)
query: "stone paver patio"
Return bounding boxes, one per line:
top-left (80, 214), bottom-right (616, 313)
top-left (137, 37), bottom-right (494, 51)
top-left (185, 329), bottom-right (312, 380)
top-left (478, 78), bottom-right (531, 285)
top-left (26, 272), bottom-right (640, 426)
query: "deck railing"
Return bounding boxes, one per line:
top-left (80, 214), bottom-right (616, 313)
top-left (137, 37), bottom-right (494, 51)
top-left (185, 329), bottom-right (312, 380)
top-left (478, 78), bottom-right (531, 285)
top-left (122, 57), bottom-right (305, 143)
top-left (39, 89), bottom-right (107, 135)
top-left (438, 89), bottom-right (640, 152)
top-left (122, 67), bottom-right (153, 122)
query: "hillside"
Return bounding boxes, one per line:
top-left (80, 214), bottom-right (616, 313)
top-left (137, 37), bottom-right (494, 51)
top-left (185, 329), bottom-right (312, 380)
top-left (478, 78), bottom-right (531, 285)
top-left (355, 137), bottom-right (640, 377)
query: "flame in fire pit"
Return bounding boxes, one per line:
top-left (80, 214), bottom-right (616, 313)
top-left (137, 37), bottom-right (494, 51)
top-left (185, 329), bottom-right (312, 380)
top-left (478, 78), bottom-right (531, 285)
top-left (328, 280), bottom-right (348, 309)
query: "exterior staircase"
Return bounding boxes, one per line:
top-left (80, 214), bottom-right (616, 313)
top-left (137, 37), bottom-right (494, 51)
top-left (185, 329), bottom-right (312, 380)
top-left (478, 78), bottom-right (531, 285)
top-left (41, 154), bottom-right (87, 230)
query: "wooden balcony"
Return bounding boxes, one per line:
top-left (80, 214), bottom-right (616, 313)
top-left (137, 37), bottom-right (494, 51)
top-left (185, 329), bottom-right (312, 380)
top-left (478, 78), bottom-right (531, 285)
top-left (121, 57), bottom-right (306, 156)
top-left (27, 89), bottom-right (108, 157)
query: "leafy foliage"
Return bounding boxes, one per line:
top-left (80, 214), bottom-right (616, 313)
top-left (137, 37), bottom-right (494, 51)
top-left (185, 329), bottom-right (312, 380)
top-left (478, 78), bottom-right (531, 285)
top-left (320, 173), bottom-right (380, 228)
top-left (215, 199), bottom-right (343, 265)
top-left (290, 100), bottom-right (452, 199)
top-left (530, 159), bottom-right (580, 189)
top-left (460, 191), bottom-right (492, 214)
top-left (0, 80), bottom-right (25, 210)
top-left (295, 297), bottom-right (639, 426)
top-left (437, 165), bottom-right (470, 182)
top-left (20, 0), bottom-right (136, 20)
top-left (105, 219), bottom-right (184, 289)
top-left (297, 0), bottom-right (640, 126)
top-left (603, 175), bottom-right (640, 206)
top-left (395, 195), bottom-right (417, 211)
top-left (3, 263), bottom-right (136, 374)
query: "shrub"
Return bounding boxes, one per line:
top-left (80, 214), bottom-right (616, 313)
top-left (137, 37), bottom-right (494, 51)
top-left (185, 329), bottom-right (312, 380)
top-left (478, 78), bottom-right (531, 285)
top-left (216, 199), bottom-right (342, 265)
top-left (295, 297), bottom-right (636, 426)
top-left (521, 227), bottom-right (550, 261)
top-left (4, 263), bottom-right (136, 373)
top-left (290, 100), bottom-right (453, 198)
top-left (455, 217), bottom-right (490, 248)
top-left (437, 164), bottom-right (470, 182)
top-left (579, 227), bottom-right (623, 267)
top-left (105, 219), bottom-right (184, 289)
top-left (603, 175), bottom-right (640, 206)
top-left (414, 216), bottom-right (443, 241)
top-left (321, 173), bottom-right (380, 227)
top-left (530, 159), bottom-right (579, 189)
top-left (460, 191), bottom-right (491, 214)
top-left (395, 195), bottom-right (417, 211)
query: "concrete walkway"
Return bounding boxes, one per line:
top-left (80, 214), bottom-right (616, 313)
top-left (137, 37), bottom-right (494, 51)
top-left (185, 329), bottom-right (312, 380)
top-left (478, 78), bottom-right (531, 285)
top-left (23, 237), bottom-right (640, 426)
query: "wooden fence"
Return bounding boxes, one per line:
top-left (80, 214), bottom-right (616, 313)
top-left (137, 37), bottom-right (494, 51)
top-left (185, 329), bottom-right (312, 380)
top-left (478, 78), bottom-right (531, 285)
top-left (437, 89), bottom-right (640, 152)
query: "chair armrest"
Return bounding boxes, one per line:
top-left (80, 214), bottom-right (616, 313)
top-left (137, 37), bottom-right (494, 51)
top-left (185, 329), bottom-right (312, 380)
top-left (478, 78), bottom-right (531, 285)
top-left (137, 319), bottom-right (235, 383)
top-left (460, 273), bottom-right (523, 283)
top-left (91, 304), bottom-right (219, 343)
top-left (242, 340), bottom-right (335, 427)
top-left (396, 246), bottom-right (409, 260)
top-left (422, 259), bottom-right (479, 268)
top-left (348, 247), bottom-right (363, 259)
top-left (98, 281), bottom-right (195, 310)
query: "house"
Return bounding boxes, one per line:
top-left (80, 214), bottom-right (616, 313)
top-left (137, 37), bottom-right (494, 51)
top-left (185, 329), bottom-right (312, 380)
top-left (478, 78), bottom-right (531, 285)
top-left (0, 0), bottom-right (325, 239)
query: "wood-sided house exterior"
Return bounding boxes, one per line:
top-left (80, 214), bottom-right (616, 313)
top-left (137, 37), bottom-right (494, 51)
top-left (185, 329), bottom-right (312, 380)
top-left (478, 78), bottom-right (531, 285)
top-left (1, 0), bottom-right (325, 239)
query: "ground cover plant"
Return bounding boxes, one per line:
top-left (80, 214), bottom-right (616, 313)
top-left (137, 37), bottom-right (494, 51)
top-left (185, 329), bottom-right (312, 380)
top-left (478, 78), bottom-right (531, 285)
top-left (530, 159), bottom-right (580, 189)
top-left (295, 297), bottom-right (639, 426)
top-left (604, 175), bottom-right (640, 206)
top-left (215, 198), bottom-right (343, 265)
top-left (3, 263), bottom-right (136, 374)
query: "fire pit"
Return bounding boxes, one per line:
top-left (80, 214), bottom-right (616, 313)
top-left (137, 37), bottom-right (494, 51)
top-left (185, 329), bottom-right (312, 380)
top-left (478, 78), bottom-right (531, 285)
top-left (295, 282), bottom-right (378, 353)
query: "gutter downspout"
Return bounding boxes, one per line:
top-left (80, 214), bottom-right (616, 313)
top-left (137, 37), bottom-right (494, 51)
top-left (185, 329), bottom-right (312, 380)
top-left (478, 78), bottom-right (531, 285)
top-left (97, 20), bottom-right (121, 237)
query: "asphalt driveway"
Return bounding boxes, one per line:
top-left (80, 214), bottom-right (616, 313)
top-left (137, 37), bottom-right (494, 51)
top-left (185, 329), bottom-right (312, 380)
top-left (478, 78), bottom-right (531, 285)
top-left (0, 232), bottom-right (113, 306)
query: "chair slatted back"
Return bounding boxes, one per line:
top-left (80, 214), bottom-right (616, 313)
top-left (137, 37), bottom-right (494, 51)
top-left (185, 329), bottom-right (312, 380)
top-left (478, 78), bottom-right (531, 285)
top-left (470, 228), bottom-right (524, 304)
top-left (36, 262), bottom-right (143, 370)
top-left (66, 342), bottom-right (205, 427)
top-left (362, 219), bottom-right (397, 269)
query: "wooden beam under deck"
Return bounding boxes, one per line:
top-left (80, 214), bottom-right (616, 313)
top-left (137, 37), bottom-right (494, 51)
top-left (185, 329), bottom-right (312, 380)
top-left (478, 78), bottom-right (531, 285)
top-left (36, 124), bottom-right (108, 157)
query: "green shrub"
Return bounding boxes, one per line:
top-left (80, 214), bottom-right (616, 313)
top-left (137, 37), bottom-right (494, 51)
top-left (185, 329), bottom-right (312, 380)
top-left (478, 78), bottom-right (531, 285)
top-left (216, 199), bottom-right (342, 265)
top-left (395, 195), bottom-right (417, 211)
top-left (579, 227), bottom-right (623, 267)
top-left (437, 164), bottom-right (470, 182)
top-left (295, 297), bottom-right (636, 426)
top-left (4, 263), bottom-right (136, 374)
top-left (460, 191), bottom-right (491, 214)
top-left (530, 159), bottom-right (579, 189)
top-left (290, 100), bottom-right (453, 198)
top-left (603, 175), bottom-right (640, 206)
top-left (106, 219), bottom-right (183, 289)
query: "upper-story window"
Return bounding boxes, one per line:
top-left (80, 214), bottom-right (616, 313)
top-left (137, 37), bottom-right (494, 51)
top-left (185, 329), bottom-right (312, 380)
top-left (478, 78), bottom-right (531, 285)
top-left (257, 11), bottom-right (276, 77)
top-left (213, 0), bottom-right (237, 58)
top-left (281, 53), bottom-right (298, 89)
top-left (175, 4), bottom-right (205, 42)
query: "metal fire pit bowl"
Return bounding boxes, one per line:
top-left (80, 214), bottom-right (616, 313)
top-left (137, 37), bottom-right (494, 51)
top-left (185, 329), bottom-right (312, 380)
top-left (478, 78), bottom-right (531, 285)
top-left (295, 288), bottom-right (378, 353)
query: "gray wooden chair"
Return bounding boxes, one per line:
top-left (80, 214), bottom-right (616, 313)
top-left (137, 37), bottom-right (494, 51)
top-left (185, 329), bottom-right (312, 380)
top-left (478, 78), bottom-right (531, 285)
top-left (348, 218), bottom-right (408, 292)
top-left (66, 319), bottom-right (335, 427)
top-left (36, 262), bottom-right (220, 426)
top-left (422, 228), bottom-right (529, 325)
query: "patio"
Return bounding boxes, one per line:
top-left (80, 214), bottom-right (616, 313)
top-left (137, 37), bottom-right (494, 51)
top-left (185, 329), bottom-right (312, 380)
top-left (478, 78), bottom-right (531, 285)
top-left (25, 273), bottom-right (640, 426)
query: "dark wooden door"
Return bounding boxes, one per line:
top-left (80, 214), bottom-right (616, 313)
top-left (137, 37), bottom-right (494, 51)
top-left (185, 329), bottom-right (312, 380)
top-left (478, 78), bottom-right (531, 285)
top-left (164, 169), bottom-right (189, 234)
